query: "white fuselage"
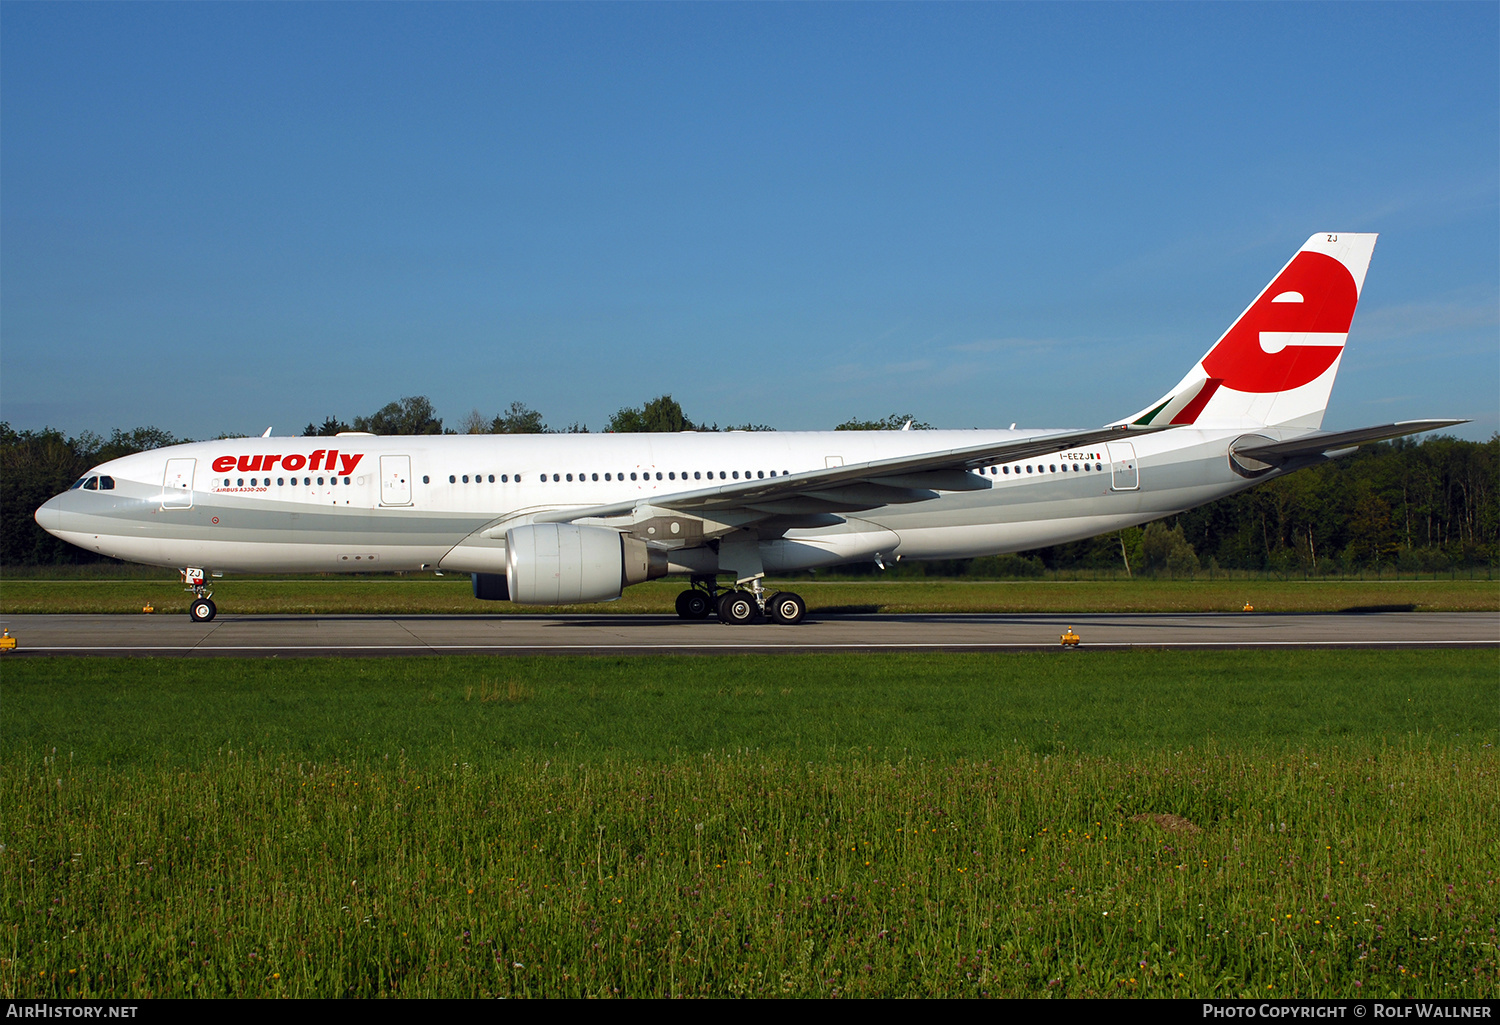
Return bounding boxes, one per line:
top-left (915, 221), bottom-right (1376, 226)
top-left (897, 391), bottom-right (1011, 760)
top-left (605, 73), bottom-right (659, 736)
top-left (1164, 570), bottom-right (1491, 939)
top-left (35, 426), bottom-right (1269, 582)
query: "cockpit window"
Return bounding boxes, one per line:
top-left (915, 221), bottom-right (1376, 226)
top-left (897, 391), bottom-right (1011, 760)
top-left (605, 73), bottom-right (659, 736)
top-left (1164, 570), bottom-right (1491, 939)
top-left (70, 477), bottom-right (90, 490)
top-left (82, 477), bottom-right (99, 491)
top-left (98, 476), bottom-right (115, 490)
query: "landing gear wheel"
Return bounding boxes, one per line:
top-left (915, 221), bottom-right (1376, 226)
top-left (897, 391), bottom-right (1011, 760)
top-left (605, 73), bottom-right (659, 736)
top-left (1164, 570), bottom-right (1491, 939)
top-left (767, 591), bottom-right (807, 626)
top-left (675, 590), bottom-right (713, 620)
top-left (189, 597), bottom-right (217, 623)
top-left (717, 591), bottom-right (758, 625)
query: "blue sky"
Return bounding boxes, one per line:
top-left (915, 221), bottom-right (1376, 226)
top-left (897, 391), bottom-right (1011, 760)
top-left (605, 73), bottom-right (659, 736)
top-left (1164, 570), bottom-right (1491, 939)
top-left (3, 2), bottom-right (1496, 440)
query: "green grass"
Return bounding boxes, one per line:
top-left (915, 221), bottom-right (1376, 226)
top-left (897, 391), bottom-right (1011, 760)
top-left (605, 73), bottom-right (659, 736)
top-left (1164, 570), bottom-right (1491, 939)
top-left (3, 651), bottom-right (1495, 765)
top-left (2, 575), bottom-right (1496, 614)
top-left (3, 652), bottom-right (1496, 998)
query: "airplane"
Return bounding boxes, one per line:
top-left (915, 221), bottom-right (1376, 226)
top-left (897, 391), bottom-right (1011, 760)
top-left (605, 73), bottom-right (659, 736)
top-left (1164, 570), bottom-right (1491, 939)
top-left (35, 232), bottom-right (1464, 625)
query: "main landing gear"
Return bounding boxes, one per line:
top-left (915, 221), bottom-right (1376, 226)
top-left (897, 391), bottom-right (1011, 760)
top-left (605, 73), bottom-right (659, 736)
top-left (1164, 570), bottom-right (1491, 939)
top-left (673, 577), bottom-right (807, 626)
top-left (183, 568), bottom-right (217, 623)
top-left (674, 587), bottom-right (714, 620)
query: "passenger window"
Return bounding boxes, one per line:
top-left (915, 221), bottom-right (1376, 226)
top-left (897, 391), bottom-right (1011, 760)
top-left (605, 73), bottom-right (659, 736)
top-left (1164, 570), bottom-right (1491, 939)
top-left (278, 478), bottom-right (285, 486)
top-left (732, 471), bottom-right (739, 479)
top-left (694, 471), bottom-right (701, 480)
top-left (237, 478), bottom-right (244, 486)
top-left (489, 475), bottom-right (495, 483)
top-left (757, 470), bottom-right (764, 479)
top-left (655, 472), bottom-right (662, 480)
top-left (630, 473), bottom-right (637, 481)
top-left (669, 472), bottom-right (675, 480)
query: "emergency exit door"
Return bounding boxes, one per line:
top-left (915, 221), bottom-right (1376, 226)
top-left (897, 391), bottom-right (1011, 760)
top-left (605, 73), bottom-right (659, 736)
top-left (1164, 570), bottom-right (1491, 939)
top-left (380, 455), bottom-right (413, 506)
top-left (1107, 442), bottom-right (1139, 491)
top-left (162, 458), bottom-right (195, 509)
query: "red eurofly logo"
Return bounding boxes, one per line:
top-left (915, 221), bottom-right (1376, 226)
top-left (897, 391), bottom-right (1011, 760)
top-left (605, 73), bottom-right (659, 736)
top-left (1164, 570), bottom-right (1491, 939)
top-left (1201, 250), bottom-right (1359, 394)
top-left (212, 450), bottom-right (365, 475)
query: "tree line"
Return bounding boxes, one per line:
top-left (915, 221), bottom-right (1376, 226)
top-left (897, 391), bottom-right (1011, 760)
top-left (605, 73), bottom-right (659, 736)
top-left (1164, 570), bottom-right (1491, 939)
top-left (302, 395), bottom-right (924, 437)
top-left (3, 399), bottom-right (1495, 571)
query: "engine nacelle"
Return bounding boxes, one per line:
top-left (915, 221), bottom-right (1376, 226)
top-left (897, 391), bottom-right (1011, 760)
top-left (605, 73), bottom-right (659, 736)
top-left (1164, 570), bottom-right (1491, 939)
top-left (505, 523), bottom-right (666, 604)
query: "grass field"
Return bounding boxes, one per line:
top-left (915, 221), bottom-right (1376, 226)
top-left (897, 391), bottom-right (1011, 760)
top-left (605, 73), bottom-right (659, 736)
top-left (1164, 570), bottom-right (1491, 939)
top-left (3, 651), bottom-right (1496, 998)
top-left (2, 574), bottom-right (1496, 615)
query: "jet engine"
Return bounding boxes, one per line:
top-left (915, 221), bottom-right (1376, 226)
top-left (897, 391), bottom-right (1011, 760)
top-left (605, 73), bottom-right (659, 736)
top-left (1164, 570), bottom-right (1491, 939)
top-left (505, 523), bottom-right (667, 604)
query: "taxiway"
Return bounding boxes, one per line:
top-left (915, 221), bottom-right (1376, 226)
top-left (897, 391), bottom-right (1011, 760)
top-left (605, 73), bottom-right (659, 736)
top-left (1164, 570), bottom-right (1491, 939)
top-left (1, 611), bottom-right (1495, 657)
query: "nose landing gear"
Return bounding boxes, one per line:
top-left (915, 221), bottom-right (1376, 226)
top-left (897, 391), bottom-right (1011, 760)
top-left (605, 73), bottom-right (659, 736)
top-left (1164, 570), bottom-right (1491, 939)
top-left (182, 568), bottom-right (217, 623)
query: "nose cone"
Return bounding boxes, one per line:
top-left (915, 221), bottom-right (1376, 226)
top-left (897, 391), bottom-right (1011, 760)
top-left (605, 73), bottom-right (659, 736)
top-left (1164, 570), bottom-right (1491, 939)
top-left (35, 494), bottom-right (66, 535)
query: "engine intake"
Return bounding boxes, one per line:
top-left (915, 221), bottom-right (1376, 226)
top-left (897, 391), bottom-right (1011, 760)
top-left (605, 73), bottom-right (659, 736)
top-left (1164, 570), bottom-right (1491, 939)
top-left (505, 523), bottom-right (666, 604)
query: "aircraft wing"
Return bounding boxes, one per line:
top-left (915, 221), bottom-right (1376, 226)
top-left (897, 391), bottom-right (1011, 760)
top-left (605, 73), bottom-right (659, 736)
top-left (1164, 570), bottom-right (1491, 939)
top-left (1231, 419), bottom-right (1468, 464)
top-left (533, 424), bottom-right (1173, 524)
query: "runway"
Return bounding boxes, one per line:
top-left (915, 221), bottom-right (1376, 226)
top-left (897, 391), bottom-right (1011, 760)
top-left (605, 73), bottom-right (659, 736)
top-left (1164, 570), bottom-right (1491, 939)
top-left (2, 611), bottom-right (1496, 657)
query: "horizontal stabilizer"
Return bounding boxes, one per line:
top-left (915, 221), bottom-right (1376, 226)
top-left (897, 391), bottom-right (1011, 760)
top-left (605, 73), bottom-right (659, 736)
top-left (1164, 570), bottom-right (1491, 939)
top-left (1232, 419), bottom-right (1468, 464)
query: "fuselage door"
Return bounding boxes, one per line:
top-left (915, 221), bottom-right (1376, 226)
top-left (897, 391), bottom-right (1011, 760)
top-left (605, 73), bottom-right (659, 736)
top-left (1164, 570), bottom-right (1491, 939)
top-left (162, 458), bottom-right (195, 509)
top-left (380, 455), bottom-right (413, 507)
top-left (1107, 442), bottom-right (1139, 491)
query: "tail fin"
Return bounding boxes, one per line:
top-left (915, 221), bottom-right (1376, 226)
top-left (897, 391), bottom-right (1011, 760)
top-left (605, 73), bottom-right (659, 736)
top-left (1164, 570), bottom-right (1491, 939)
top-left (1115, 233), bottom-right (1378, 430)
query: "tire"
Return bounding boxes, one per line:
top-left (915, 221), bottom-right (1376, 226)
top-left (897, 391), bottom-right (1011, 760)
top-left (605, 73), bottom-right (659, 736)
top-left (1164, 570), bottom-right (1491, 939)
top-left (767, 591), bottom-right (806, 626)
top-left (189, 597), bottom-right (217, 623)
top-left (675, 590), bottom-right (712, 620)
top-left (717, 591), bottom-right (757, 625)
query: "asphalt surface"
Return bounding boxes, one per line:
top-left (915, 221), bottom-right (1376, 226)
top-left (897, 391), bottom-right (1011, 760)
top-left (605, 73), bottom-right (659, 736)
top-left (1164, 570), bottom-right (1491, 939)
top-left (1, 611), bottom-right (1496, 657)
